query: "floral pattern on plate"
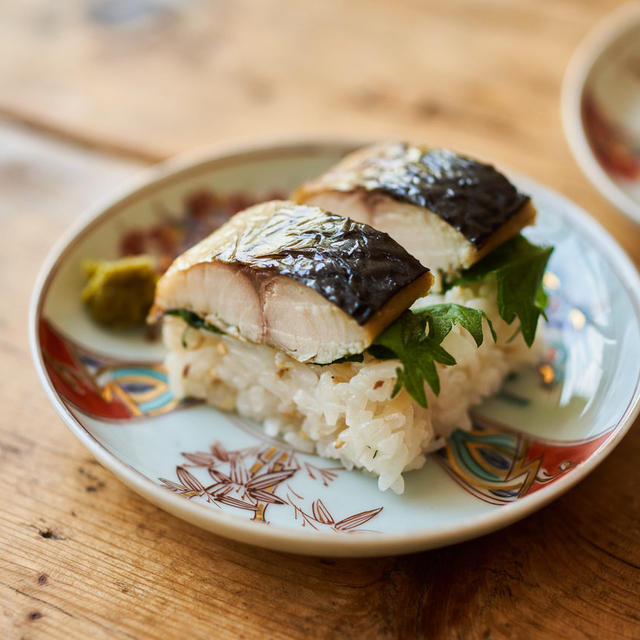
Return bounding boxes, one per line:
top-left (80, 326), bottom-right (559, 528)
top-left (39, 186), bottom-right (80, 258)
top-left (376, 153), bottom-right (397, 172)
top-left (159, 442), bottom-right (383, 532)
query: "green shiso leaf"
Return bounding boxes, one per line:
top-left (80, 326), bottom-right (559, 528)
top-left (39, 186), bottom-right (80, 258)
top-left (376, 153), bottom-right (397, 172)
top-left (444, 234), bottom-right (553, 347)
top-left (166, 309), bottom-right (223, 335)
top-left (368, 304), bottom-right (495, 408)
top-left (423, 303), bottom-right (497, 345)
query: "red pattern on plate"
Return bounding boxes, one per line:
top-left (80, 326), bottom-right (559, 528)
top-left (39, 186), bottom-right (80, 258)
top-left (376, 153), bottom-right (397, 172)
top-left (436, 414), bottom-right (617, 506)
top-left (582, 91), bottom-right (640, 180)
top-left (40, 317), bottom-right (132, 419)
top-left (40, 318), bottom-right (177, 420)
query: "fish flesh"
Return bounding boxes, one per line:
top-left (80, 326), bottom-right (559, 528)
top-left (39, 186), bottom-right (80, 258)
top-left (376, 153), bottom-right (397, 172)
top-left (293, 143), bottom-right (536, 284)
top-left (151, 200), bottom-right (433, 364)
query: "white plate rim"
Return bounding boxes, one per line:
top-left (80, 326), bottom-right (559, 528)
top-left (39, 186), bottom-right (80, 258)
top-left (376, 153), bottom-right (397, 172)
top-left (29, 139), bottom-right (640, 557)
top-left (562, 1), bottom-right (640, 225)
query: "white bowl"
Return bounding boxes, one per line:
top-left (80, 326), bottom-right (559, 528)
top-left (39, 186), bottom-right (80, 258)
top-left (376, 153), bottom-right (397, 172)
top-left (563, 3), bottom-right (640, 224)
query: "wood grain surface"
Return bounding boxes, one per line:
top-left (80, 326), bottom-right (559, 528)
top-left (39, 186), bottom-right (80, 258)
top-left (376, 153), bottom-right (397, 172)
top-left (1, 1), bottom-right (639, 638)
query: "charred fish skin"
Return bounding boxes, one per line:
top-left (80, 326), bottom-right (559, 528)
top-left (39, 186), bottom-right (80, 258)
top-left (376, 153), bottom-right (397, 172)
top-left (293, 143), bottom-right (537, 277)
top-left (152, 201), bottom-right (433, 364)
top-left (210, 201), bottom-right (429, 324)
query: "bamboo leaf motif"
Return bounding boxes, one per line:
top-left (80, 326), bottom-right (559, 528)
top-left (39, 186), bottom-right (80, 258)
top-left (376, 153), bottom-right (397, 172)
top-left (182, 451), bottom-right (218, 467)
top-left (158, 478), bottom-right (188, 493)
top-left (210, 443), bottom-right (230, 462)
top-left (216, 495), bottom-right (259, 511)
top-left (208, 467), bottom-right (233, 484)
top-left (246, 469), bottom-right (297, 491)
top-left (176, 466), bottom-right (207, 494)
top-left (159, 442), bottom-right (383, 532)
top-left (334, 507), bottom-right (384, 531)
top-left (311, 499), bottom-right (334, 525)
top-left (250, 489), bottom-right (286, 505)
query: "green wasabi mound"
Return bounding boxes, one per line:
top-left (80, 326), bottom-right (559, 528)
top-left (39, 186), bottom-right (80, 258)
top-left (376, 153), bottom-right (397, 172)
top-left (81, 255), bottom-right (158, 328)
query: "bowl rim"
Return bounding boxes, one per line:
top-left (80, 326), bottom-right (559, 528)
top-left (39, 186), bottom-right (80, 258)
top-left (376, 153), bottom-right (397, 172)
top-left (562, 1), bottom-right (640, 225)
top-left (29, 139), bottom-right (640, 557)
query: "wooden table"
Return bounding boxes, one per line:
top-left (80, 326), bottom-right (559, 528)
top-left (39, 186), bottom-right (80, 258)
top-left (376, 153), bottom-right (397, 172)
top-left (1, 1), bottom-right (639, 638)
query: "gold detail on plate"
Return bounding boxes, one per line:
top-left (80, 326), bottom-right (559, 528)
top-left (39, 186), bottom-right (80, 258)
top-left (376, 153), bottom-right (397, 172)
top-left (568, 308), bottom-right (586, 330)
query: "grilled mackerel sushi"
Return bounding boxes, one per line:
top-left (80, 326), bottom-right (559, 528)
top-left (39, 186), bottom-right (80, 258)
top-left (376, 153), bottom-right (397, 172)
top-left (152, 200), bottom-right (433, 364)
top-left (154, 200), bottom-right (537, 493)
top-left (293, 142), bottom-right (536, 284)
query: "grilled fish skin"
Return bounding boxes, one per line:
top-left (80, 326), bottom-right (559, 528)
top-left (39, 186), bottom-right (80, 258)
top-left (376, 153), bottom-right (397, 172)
top-left (293, 143), bottom-right (536, 282)
top-left (151, 200), bottom-right (433, 364)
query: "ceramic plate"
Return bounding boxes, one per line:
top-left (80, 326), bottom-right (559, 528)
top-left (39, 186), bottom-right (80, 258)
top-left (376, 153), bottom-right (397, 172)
top-left (30, 141), bottom-right (640, 557)
top-left (563, 2), bottom-right (640, 224)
